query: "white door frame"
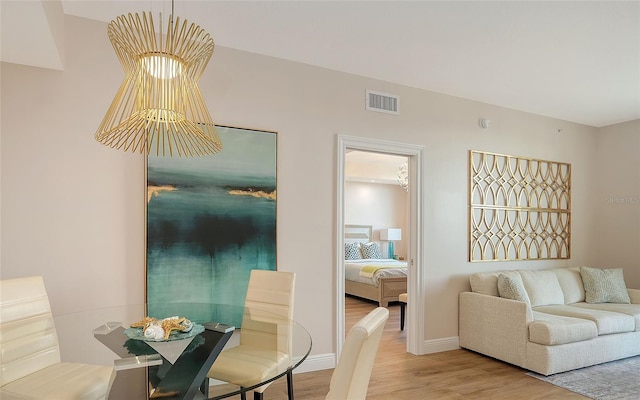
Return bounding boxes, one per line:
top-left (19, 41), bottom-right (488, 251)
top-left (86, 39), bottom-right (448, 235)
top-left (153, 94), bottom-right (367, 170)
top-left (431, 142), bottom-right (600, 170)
top-left (336, 134), bottom-right (424, 356)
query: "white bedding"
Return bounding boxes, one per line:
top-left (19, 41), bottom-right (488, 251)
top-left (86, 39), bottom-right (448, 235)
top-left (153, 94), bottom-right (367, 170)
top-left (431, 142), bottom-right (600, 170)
top-left (345, 259), bottom-right (407, 287)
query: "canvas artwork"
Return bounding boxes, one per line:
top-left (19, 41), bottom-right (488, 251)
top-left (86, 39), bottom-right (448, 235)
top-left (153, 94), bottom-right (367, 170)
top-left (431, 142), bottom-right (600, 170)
top-left (146, 126), bottom-right (277, 325)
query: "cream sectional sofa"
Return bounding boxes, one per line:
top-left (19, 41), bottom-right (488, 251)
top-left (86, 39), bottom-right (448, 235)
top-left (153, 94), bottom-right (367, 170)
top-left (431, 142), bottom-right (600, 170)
top-left (459, 266), bottom-right (640, 375)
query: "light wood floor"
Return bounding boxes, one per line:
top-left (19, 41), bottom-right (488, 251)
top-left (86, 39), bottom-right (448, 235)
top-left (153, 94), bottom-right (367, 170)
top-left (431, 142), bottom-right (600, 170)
top-left (229, 296), bottom-right (589, 399)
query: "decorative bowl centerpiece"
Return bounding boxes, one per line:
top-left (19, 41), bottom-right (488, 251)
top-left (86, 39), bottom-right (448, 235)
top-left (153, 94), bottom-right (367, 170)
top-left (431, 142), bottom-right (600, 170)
top-left (125, 316), bottom-right (204, 342)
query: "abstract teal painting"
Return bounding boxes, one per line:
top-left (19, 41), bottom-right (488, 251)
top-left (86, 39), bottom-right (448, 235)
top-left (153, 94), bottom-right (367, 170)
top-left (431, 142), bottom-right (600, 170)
top-left (146, 126), bottom-right (276, 325)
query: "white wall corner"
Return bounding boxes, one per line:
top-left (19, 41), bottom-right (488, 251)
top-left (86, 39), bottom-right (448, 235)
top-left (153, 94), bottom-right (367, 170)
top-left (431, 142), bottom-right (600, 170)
top-left (1, 0), bottom-right (65, 70)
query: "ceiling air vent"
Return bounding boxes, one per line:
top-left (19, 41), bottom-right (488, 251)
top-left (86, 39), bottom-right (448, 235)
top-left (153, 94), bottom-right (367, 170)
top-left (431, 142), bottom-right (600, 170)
top-left (366, 90), bottom-right (399, 115)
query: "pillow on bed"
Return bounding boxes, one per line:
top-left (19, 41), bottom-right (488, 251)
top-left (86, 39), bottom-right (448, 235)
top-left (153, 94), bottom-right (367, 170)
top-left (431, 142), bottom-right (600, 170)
top-left (360, 242), bottom-right (383, 259)
top-left (345, 242), bottom-right (362, 260)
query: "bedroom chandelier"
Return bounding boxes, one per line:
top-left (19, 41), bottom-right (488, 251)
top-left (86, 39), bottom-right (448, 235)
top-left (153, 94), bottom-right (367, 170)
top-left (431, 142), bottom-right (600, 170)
top-left (95, 1), bottom-right (222, 157)
top-left (397, 160), bottom-right (409, 191)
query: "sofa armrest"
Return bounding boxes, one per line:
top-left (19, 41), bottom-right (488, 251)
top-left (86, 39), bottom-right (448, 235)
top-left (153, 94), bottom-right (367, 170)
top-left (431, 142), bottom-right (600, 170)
top-left (459, 292), bottom-right (533, 368)
top-left (628, 288), bottom-right (640, 304)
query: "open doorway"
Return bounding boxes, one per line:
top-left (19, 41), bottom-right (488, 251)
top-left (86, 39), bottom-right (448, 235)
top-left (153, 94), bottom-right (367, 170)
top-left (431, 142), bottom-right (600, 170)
top-left (336, 135), bottom-right (424, 357)
top-left (344, 150), bottom-right (409, 349)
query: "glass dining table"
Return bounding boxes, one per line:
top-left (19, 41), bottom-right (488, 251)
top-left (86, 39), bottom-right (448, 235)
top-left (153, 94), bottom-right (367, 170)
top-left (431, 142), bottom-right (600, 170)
top-left (51, 303), bottom-right (312, 400)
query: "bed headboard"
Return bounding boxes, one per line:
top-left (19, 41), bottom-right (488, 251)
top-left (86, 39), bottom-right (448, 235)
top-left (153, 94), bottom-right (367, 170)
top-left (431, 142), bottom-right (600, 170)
top-left (344, 224), bottom-right (372, 244)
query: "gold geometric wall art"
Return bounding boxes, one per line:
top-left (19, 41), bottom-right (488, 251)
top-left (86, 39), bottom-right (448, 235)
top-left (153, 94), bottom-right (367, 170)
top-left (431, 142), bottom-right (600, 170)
top-left (469, 150), bottom-right (571, 262)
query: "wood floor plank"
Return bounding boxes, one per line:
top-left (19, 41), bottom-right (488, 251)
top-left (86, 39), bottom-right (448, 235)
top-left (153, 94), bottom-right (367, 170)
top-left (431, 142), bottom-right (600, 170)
top-left (221, 295), bottom-right (588, 399)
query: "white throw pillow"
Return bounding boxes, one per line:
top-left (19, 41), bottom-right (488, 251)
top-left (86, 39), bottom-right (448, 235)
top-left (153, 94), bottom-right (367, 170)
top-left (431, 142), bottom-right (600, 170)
top-left (580, 266), bottom-right (630, 304)
top-left (518, 270), bottom-right (564, 307)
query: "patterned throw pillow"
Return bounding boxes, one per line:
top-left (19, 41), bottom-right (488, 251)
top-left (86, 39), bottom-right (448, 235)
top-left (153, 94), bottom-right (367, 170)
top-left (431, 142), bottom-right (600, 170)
top-left (360, 242), bottom-right (383, 259)
top-left (497, 273), bottom-right (531, 304)
top-left (580, 266), bottom-right (631, 304)
top-left (344, 242), bottom-right (362, 260)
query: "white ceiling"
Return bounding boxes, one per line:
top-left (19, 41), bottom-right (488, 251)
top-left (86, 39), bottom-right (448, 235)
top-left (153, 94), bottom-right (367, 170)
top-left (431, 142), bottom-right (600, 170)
top-left (346, 150), bottom-right (407, 184)
top-left (2, 1), bottom-right (639, 128)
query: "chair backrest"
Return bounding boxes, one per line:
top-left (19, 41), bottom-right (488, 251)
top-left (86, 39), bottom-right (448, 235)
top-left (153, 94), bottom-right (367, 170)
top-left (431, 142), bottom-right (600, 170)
top-left (0, 276), bottom-right (61, 386)
top-left (240, 269), bottom-right (295, 352)
top-left (326, 307), bottom-right (389, 400)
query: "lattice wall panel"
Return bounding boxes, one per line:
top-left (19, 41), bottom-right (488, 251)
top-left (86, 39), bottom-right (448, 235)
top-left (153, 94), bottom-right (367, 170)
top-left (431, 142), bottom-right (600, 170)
top-left (469, 150), bottom-right (571, 262)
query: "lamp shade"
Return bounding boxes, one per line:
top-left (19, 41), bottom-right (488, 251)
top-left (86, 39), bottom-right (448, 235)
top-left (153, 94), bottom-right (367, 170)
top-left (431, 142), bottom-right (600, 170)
top-left (380, 228), bottom-right (402, 241)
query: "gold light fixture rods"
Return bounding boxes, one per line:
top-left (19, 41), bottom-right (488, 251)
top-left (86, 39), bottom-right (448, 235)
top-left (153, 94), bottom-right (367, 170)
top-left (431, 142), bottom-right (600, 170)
top-left (95, 4), bottom-right (221, 157)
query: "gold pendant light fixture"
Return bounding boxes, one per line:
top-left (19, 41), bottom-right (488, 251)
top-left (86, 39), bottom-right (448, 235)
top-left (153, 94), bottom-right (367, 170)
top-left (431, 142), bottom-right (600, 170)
top-left (95, 2), bottom-right (222, 157)
top-left (397, 160), bottom-right (409, 191)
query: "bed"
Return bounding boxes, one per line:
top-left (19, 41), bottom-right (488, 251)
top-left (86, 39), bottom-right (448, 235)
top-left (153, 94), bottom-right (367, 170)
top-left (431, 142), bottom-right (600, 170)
top-left (344, 225), bottom-right (407, 307)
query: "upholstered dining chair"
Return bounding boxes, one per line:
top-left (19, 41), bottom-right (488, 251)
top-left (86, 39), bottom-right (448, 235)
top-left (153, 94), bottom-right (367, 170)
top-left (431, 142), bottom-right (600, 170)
top-left (207, 269), bottom-right (296, 400)
top-left (0, 276), bottom-right (115, 400)
top-left (325, 307), bottom-right (389, 400)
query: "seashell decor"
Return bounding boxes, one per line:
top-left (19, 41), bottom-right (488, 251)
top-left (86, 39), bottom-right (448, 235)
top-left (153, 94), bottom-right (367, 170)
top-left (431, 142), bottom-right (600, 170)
top-left (130, 316), bottom-right (193, 340)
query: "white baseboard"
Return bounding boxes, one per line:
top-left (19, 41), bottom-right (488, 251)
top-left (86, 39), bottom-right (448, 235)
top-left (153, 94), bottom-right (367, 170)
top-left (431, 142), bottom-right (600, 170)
top-left (423, 336), bottom-right (460, 354)
top-left (294, 353), bottom-right (335, 373)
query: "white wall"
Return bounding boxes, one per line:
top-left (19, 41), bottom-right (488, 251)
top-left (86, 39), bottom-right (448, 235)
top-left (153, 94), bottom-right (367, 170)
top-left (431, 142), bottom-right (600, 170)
top-left (1, 16), bottom-right (146, 311)
top-left (2, 15), bottom-right (637, 363)
top-left (345, 181), bottom-right (408, 258)
top-left (594, 120), bottom-right (640, 289)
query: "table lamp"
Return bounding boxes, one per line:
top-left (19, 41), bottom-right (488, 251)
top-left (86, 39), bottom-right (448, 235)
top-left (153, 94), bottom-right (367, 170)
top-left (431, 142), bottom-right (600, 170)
top-left (380, 228), bottom-right (402, 259)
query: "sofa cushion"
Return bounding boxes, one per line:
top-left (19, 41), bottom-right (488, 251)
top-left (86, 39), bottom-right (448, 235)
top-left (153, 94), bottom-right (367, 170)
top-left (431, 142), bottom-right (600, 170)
top-left (551, 267), bottom-right (585, 304)
top-left (519, 270), bottom-right (564, 307)
top-left (629, 288), bottom-right (640, 304)
top-left (580, 266), bottom-right (631, 304)
top-left (534, 304), bottom-right (635, 335)
top-left (498, 273), bottom-right (531, 304)
top-left (570, 303), bottom-right (640, 331)
top-left (469, 271), bottom-right (501, 297)
top-left (529, 311), bottom-right (597, 345)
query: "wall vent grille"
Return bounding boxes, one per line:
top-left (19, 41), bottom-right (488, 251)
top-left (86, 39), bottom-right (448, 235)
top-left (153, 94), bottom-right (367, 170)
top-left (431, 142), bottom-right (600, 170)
top-left (366, 90), bottom-right (399, 115)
